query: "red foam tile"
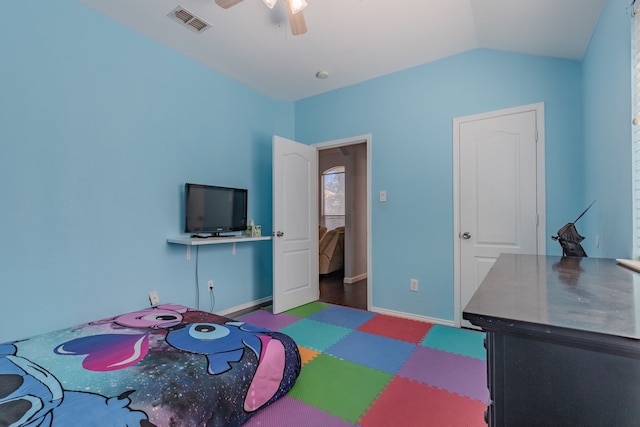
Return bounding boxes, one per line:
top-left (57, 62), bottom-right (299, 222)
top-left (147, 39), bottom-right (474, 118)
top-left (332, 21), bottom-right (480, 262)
top-left (359, 376), bottom-right (487, 427)
top-left (358, 314), bottom-right (433, 344)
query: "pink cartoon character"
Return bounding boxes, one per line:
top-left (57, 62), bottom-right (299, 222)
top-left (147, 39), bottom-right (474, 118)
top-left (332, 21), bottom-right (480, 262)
top-left (94, 304), bottom-right (189, 329)
top-left (58, 305), bottom-right (191, 372)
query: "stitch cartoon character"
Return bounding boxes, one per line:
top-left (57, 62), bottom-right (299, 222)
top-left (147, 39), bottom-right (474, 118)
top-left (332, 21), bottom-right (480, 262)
top-left (165, 322), bottom-right (286, 412)
top-left (0, 342), bottom-right (156, 426)
top-left (0, 342), bottom-right (62, 426)
top-left (51, 390), bottom-right (156, 427)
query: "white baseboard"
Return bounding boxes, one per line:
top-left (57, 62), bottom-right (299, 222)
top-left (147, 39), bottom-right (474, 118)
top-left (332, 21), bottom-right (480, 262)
top-left (370, 306), bottom-right (456, 328)
top-left (216, 297), bottom-right (272, 317)
top-left (343, 273), bottom-right (367, 284)
top-left (216, 298), bottom-right (456, 329)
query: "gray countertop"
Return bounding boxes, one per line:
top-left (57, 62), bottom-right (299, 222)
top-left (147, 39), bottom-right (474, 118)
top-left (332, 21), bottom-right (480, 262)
top-left (463, 254), bottom-right (640, 344)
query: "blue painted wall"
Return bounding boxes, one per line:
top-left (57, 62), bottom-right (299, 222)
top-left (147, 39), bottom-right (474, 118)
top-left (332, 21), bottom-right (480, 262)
top-left (0, 0), bottom-right (293, 342)
top-left (296, 49), bottom-right (584, 319)
top-left (581, 0), bottom-right (633, 258)
top-left (1, 0), bottom-right (633, 340)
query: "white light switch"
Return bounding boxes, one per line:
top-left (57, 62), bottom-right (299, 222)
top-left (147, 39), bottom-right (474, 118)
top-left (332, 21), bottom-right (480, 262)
top-left (379, 190), bottom-right (387, 202)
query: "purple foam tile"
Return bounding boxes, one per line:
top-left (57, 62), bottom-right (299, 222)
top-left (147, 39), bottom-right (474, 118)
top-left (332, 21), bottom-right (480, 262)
top-left (243, 396), bottom-right (354, 427)
top-left (398, 346), bottom-right (489, 402)
top-left (237, 310), bottom-right (301, 331)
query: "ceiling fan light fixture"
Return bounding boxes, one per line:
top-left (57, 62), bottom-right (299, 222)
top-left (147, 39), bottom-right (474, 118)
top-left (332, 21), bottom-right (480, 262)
top-left (286, 4), bottom-right (307, 35)
top-left (287, 0), bottom-right (307, 15)
top-left (263, 0), bottom-right (277, 9)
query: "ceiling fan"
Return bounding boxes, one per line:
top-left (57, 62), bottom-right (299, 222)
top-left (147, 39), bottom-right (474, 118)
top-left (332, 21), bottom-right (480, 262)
top-left (215, 0), bottom-right (308, 35)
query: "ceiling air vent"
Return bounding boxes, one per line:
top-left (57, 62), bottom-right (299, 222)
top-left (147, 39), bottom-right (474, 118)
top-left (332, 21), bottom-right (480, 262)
top-left (168, 5), bottom-right (211, 34)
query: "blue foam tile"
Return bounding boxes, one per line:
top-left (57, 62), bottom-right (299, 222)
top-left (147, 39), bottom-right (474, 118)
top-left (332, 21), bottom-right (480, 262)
top-left (420, 325), bottom-right (486, 360)
top-left (279, 319), bottom-right (353, 352)
top-left (307, 304), bottom-right (376, 330)
top-left (327, 330), bottom-right (417, 374)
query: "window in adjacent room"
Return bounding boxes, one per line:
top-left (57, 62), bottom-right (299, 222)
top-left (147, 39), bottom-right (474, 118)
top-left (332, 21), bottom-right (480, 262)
top-left (322, 166), bottom-right (345, 230)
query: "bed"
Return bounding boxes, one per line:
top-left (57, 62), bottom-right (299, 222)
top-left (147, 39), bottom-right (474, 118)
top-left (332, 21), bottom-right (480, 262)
top-left (1, 303), bottom-right (301, 427)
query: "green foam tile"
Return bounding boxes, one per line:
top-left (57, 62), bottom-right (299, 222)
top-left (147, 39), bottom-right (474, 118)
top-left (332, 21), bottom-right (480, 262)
top-left (289, 353), bottom-right (392, 423)
top-left (283, 302), bottom-right (330, 318)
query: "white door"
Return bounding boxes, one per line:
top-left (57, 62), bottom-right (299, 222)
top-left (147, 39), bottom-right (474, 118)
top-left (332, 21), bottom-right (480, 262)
top-left (272, 135), bottom-right (319, 313)
top-left (455, 104), bottom-right (544, 328)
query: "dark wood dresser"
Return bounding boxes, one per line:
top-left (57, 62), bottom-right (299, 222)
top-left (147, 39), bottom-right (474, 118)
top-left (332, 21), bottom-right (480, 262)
top-left (463, 254), bottom-right (640, 426)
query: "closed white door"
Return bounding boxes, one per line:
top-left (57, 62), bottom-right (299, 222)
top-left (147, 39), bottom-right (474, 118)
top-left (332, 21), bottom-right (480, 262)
top-left (455, 105), bottom-right (544, 327)
top-left (272, 136), bottom-right (319, 313)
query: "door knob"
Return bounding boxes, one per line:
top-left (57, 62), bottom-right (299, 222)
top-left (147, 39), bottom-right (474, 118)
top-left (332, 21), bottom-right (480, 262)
top-left (275, 231), bottom-right (284, 237)
top-left (462, 232), bottom-right (471, 239)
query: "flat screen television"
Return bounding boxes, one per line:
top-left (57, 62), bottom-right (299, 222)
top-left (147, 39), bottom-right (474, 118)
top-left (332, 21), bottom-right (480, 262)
top-left (184, 183), bottom-right (248, 237)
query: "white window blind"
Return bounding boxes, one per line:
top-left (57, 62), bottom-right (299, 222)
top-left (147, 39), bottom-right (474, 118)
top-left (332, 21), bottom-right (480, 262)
top-left (633, 1), bottom-right (640, 257)
top-left (321, 166), bottom-right (345, 230)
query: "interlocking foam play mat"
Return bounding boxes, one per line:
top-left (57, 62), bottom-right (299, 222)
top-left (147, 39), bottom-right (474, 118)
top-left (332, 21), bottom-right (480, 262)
top-left (238, 302), bottom-right (488, 427)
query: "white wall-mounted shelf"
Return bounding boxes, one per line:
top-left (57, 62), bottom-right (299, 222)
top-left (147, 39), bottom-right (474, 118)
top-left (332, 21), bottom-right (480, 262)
top-left (167, 236), bottom-right (272, 246)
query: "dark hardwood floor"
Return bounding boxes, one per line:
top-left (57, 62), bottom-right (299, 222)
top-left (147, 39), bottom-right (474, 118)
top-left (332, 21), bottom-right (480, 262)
top-left (318, 271), bottom-right (367, 310)
top-left (228, 271), bottom-right (367, 319)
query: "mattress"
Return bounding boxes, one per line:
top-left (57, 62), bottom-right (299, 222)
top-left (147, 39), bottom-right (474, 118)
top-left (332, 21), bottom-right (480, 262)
top-left (1, 303), bottom-right (301, 427)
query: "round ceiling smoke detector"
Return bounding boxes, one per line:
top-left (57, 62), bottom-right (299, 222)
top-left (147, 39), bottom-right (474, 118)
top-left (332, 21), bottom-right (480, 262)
top-left (315, 70), bottom-right (330, 79)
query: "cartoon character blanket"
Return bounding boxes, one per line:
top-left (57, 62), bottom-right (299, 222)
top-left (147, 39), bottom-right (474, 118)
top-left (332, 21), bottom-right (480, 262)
top-left (0, 304), bottom-right (301, 426)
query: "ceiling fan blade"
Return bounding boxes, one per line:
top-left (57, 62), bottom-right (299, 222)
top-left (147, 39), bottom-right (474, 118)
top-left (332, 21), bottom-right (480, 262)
top-left (215, 0), bottom-right (245, 9)
top-left (287, 8), bottom-right (307, 35)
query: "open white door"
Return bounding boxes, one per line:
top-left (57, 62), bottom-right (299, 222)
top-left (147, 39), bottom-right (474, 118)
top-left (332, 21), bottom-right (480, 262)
top-left (272, 136), bottom-right (319, 313)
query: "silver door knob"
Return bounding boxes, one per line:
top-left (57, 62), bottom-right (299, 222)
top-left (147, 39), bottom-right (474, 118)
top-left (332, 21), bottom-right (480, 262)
top-left (462, 232), bottom-right (471, 239)
top-left (275, 231), bottom-right (284, 237)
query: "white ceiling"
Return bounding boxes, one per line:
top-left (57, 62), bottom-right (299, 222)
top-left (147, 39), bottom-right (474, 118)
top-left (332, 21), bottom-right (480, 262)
top-left (79, 0), bottom-right (605, 101)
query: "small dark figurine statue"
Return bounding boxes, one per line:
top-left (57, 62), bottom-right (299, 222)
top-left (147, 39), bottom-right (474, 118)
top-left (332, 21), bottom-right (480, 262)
top-left (551, 201), bottom-right (595, 257)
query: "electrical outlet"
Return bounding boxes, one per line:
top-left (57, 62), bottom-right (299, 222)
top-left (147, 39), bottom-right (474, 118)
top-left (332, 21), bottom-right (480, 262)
top-left (208, 280), bottom-right (214, 291)
top-left (149, 290), bottom-right (160, 306)
top-left (410, 279), bottom-right (418, 292)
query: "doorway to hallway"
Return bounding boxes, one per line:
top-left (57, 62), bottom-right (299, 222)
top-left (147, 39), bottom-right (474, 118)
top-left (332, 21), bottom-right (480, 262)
top-left (315, 136), bottom-right (371, 310)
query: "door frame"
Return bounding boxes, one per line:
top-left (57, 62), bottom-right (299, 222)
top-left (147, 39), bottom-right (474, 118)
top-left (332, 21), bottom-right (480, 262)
top-left (313, 134), bottom-right (372, 311)
top-left (452, 103), bottom-right (546, 327)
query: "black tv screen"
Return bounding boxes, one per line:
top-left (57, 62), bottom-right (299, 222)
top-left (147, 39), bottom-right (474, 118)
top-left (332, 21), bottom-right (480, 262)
top-left (184, 183), bottom-right (248, 236)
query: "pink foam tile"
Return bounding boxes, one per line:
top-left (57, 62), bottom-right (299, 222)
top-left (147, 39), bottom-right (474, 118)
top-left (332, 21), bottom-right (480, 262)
top-left (359, 376), bottom-right (487, 427)
top-left (243, 396), bottom-right (355, 427)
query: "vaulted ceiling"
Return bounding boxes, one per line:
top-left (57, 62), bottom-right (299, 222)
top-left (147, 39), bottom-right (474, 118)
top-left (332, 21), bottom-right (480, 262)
top-left (80, 0), bottom-right (605, 100)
